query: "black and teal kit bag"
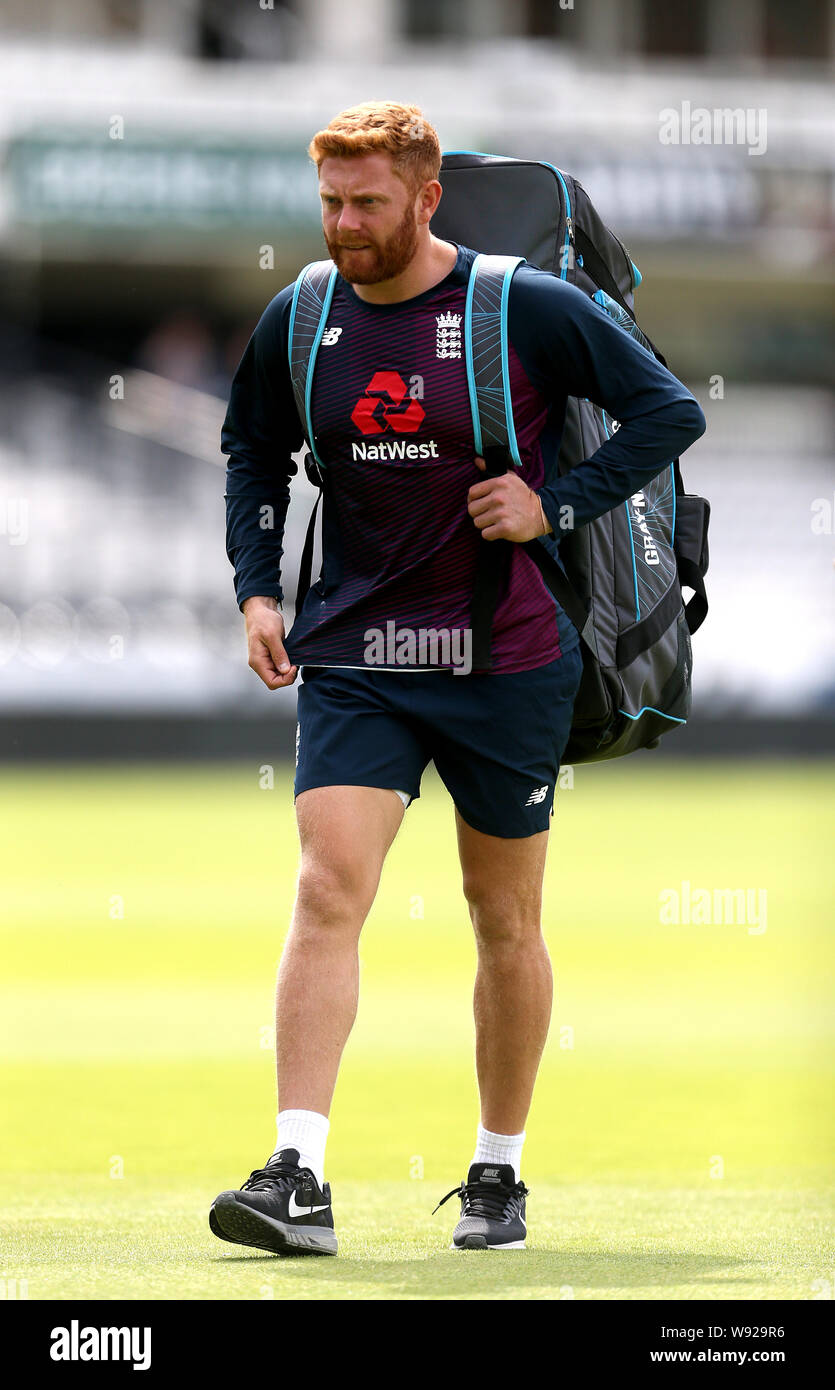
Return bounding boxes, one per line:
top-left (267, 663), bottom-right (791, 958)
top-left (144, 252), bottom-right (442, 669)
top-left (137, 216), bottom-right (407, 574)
top-left (433, 151), bottom-right (711, 762)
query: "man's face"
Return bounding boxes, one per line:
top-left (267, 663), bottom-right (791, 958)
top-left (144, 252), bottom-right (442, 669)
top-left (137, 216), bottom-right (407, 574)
top-left (318, 152), bottom-right (423, 284)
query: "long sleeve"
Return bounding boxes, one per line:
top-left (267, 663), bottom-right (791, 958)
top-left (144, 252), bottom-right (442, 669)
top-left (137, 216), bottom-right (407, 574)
top-left (507, 268), bottom-right (706, 535)
top-left (221, 285), bottom-right (303, 608)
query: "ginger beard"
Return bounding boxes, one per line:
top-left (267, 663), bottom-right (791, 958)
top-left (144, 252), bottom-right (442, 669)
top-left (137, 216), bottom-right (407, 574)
top-left (325, 194), bottom-right (419, 285)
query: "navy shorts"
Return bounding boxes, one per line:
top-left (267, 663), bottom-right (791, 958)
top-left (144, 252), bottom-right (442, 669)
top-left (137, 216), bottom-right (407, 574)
top-left (293, 647), bottom-right (583, 838)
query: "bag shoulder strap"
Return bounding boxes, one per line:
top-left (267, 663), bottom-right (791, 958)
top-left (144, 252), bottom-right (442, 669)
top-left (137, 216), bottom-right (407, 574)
top-left (464, 253), bottom-right (525, 467)
top-left (288, 259), bottom-right (338, 472)
top-left (465, 253), bottom-right (597, 659)
top-left (287, 260), bottom-right (336, 611)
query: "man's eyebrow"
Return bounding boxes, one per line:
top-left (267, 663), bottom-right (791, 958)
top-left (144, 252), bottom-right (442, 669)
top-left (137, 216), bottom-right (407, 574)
top-left (319, 188), bottom-right (389, 199)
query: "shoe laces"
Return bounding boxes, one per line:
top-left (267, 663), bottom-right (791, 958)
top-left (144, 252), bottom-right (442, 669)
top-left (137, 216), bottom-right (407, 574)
top-left (432, 1176), bottom-right (528, 1219)
top-left (241, 1159), bottom-right (310, 1193)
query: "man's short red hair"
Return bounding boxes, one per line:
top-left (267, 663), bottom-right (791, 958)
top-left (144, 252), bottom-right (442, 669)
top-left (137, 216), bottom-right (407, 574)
top-left (308, 101), bottom-right (442, 193)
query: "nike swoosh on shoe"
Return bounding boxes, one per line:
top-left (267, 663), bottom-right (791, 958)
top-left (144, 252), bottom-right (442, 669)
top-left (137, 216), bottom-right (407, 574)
top-left (288, 1192), bottom-right (331, 1218)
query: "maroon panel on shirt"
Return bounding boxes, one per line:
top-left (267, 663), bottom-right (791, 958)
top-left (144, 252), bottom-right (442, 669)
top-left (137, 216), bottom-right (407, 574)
top-left (284, 274), bottom-right (563, 674)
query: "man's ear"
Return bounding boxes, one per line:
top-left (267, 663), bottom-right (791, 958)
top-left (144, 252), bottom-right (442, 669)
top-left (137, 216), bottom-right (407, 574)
top-left (419, 179), bottom-right (443, 225)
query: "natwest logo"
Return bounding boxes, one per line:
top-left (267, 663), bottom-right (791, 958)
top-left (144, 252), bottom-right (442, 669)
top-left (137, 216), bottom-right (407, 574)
top-left (351, 371), bottom-right (425, 435)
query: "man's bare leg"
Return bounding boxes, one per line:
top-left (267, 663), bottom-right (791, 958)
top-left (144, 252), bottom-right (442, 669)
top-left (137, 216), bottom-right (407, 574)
top-left (455, 808), bottom-right (552, 1135)
top-left (276, 784), bottom-right (405, 1115)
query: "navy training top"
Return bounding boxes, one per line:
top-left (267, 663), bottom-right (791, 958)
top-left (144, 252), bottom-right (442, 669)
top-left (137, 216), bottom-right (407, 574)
top-left (222, 241), bottom-right (706, 673)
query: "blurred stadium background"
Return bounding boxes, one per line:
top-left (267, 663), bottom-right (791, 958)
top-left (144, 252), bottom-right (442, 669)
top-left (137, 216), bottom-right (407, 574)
top-left (1, 0), bottom-right (834, 1304)
top-left (0, 0), bottom-right (833, 760)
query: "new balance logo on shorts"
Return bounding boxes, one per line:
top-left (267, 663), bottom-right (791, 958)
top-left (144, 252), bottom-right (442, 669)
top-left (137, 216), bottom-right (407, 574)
top-left (525, 785), bottom-right (549, 806)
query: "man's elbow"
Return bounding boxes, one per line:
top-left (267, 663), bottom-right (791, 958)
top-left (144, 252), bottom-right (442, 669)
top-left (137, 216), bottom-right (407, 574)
top-left (678, 394), bottom-right (707, 445)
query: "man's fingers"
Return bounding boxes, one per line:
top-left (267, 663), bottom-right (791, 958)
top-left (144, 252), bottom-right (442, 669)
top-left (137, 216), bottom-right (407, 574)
top-left (467, 493), bottom-right (495, 518)
top-left (468, 471), bottom-right (540, 543)
top-left (471, 500), bottom-right (508, 529)
top-left (252, 656), bottom-right (298, 689)
top-left (266, 662), bottom-right (298, 688)
top-left (249, 634), bottom-right (297, 689)
top-left (266, 633), bottom-right (292, 675)
top-left (467, 479), bottom-right (496, 501)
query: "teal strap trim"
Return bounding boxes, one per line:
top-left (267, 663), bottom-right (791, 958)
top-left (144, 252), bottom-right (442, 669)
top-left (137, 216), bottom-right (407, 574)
top-left (625, 499), bottom-right (640, 621)
top-left (302, 265), bottom-right (337, 470)
top-left (465, 253), bottom-right (524, 464)
top-left (603, 407), bottom-right (640, 622)
top-left (287, 260), bottom-right (315, 368)
top-left (499, 258), bottom-right (523, 467)
top-left (442, 148), bottom-right (509, 159)
top-left (293, 262), bottom-right (334, 469)
top-left (540, 162), bottom-right (572, 280)
top-left (670, 465), bottom-right (677, 545)
top-left (464, 254), bottom-right (483, 455)
top-left (619, 705), bottom-right (687, 725)
top-left (631, 260), bottom-right (642, 287)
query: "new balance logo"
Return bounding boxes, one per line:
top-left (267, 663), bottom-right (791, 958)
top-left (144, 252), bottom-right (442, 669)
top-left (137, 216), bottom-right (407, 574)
top-left (321, 326), bottom-right (342, 346)
top-left (525, 785), bottom-right (549, 806)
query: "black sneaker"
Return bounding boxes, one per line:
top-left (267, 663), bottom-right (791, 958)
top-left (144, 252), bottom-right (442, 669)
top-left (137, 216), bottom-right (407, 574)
top-left (433, 1162), bottom-right (528, 1250)
top-left (209, 1148), bottom-right (337, 1256)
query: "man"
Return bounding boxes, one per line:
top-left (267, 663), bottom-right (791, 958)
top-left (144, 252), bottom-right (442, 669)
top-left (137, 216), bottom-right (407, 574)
top-left (211, 101), bottom-right (705, 1257)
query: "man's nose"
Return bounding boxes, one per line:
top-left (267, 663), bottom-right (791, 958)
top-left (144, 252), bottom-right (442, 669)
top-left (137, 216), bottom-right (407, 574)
top-left (337, 206), bottom-right (362, 233)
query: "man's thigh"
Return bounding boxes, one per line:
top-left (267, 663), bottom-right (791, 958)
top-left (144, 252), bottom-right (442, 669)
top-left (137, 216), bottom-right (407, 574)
top-left (420, 647), bottom-right (583, 840)
top-left (294, 666), bottom-right (431, 911)
top-left (294, 665), bottom-right (430, 809)
top-left (294, 785), bottom-right (407, 916)
top-left (455, 808), bottom-right (550, 927)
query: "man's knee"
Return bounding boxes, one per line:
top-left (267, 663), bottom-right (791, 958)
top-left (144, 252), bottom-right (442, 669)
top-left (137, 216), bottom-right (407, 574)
top-left (294, 857), bottom-right (378, 928)
top-left (463, 878), bottom-right (543, 949)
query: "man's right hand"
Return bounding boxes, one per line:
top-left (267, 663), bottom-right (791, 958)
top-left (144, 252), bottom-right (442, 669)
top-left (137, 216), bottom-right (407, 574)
top-left (242, 596), bottom-right (298, 689)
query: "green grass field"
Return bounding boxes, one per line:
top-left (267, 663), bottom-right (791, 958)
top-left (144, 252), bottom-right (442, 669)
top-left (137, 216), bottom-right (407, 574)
top-left (1, 759), bottom-right (832, 1301)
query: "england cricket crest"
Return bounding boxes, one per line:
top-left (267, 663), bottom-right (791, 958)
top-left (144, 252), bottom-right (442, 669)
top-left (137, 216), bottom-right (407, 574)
top-left (436, 311), bottom-right (462, 360)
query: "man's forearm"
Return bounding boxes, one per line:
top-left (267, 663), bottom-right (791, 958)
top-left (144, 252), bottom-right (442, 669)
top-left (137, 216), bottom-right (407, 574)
top-left (225, 484), bottom-right (291, 611)
top-left (242, 595), bottom-right (282, 615)
top-left (538, 395), bottom-right (705, 536)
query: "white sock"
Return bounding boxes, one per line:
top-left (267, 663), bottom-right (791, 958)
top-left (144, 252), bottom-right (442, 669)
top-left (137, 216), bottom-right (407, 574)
top-left (270, 1109), bottom-right (329, 1189)
top-left (472, 1123), bottom-right (526, 1183)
